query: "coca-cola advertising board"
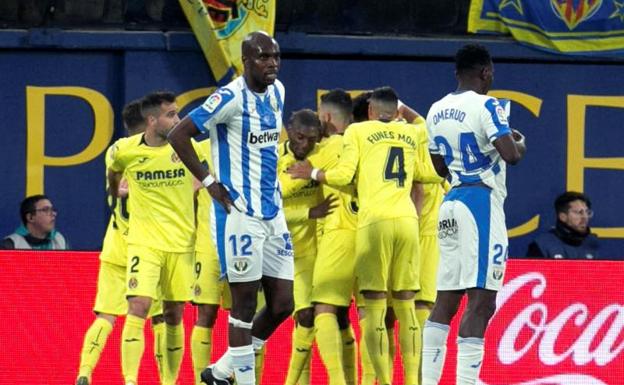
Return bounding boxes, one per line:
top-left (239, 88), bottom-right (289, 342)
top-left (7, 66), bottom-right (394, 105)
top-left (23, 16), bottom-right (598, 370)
top-left (474, 259), bottom-right (623, 385)
top-left (0, 252), bottom-right (622, 384)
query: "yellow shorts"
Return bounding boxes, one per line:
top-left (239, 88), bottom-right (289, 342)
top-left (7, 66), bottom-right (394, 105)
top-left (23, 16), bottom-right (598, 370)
top-left (356, 218), bottom-right (420, 293)
top-left (126, 244), bottom-right (194, 302)
top-left (193, 250), bottom-right (227, 305)
top-left (94, 260), bottom-right (163, 316)
top-left (311, 229), bottom-right (356, 307)
top-left (94, 261), bottom-right (128, 315)
top-left (294, 252), bottom-right (316, 313)
top-left (99, 225), bottom-right (128, 267)
top-left (414, 233), bottom-right (439, 303)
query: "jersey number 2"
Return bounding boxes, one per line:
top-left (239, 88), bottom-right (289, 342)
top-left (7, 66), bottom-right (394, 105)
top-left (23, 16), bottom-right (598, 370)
top-left (384, 147), bottom-right (406, 187)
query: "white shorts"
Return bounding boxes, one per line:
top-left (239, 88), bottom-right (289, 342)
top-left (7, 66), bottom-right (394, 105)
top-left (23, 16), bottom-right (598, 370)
top-left (211, 204), bottom-right (294, 283)
top-left (436, 185), bottom-right (507, 291)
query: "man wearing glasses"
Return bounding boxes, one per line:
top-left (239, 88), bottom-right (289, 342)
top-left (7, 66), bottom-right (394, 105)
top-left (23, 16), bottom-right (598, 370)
top-left (526, 191), bottom-right (600, 259)
top-left (1, 194), bottom-right (68, 250)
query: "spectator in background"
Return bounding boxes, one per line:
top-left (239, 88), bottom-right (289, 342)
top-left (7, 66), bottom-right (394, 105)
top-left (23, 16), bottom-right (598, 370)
top-left (526, 191), bottom-right (600, 259)
top-left (1, 195), bottom-right (68, 250)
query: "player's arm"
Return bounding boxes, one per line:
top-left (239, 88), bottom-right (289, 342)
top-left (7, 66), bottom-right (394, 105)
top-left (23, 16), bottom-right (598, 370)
top-left (493, 131), bottom-right (525, 165)
top-left (413, 121), bottom-right (445, 183)
top-left (411, 182), bottom-right (424, 216)
top-left (483, 97), bottom-right (526, 165)
top-left (289, 130), bottom-right (359, 186)
top-left (279, 166), bottom-right (312, 199)
top-left (397, 100), bottom-right (424, 124)
top-left (107, 169), bottom-right (123, 198)
top-left (168, 116), bottom-right (233, 212)
top-left (107, 141), bottom-right (125, 198)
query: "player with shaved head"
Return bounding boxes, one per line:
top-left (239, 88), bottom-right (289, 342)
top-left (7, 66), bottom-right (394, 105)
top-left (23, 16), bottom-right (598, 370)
top-left (168, 31), bottom-right (292, 385)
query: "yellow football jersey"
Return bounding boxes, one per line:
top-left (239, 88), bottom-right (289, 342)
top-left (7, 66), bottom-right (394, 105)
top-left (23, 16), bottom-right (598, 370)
top-left (311, 135), bottom-right (358, 232)
top-left (324, 119), bottom-right (442, 228)
top-left (195, 139), bottom-right (218, 253)
top-left (109, 134), bottom-right (204, 252)
top-left (100, 144), bottom-right (130, 266)
top-left (278, 141), bottom-right (323, 258)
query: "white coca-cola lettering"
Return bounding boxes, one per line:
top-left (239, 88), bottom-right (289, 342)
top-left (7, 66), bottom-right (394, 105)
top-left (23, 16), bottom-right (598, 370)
top-left (495, 272), bottom-right (624, 369)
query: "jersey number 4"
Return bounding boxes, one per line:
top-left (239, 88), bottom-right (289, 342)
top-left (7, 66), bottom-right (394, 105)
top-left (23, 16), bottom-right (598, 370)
top-left (384, 147), bottom-right (406, 187)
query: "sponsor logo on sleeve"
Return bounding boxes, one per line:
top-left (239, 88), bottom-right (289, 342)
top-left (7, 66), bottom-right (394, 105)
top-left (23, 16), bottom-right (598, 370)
top-left (495, 105), bottom-right (508, 125)
top-left (204, 93), bottom-right (222, 113)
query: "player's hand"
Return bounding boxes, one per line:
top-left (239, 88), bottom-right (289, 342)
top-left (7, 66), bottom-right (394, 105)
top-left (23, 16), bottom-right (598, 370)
top-left (118, 179), bottom-right (129, 197)
top-left (511, 128), bottom-right (525, 143)
top-left (207, 182), bottom-right (234, 213)
top-left (309, 194), bottom-right (338, 219)
top-left (287, 160), bottom-right (313, 179)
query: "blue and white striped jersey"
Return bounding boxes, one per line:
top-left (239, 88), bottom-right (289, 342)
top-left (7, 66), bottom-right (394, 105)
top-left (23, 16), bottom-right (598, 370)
top-left (426, 90), bottom-right (511, 200)
top-left (189, 76), bottom-right (285, 220)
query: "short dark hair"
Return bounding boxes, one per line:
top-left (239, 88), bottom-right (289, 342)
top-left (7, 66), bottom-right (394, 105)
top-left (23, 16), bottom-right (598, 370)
top-left (352, 91), bottom-right (373, 123)
top-left (320, 89), bottom-right (353, 117)
top-left (455, 44), bottom-right (492, 75)
top-left (370, 86), bottom-right (399, 105)
top-left (140, 91), bottom-right (176, 117)
top-left (555, 191), bottom-right (591, 214)
top-left (287, 109), bottom-right (321, 131)
top-left (20, 195), bottom-right (49, 225)
top-left (122, 99), bottom-right (145, 134)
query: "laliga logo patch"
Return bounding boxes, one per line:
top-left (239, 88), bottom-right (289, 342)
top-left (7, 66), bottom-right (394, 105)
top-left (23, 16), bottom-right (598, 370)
top-left (205, 93), bottom-right (222, 113)
top-left (550, 0), bottom-right (602, 30)
top-left (495, 105), bottom-right (508, 125)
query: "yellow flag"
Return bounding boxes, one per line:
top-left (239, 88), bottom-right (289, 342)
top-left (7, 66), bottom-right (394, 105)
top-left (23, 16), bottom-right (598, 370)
top-left (179, 0), bottom-right (276, 85)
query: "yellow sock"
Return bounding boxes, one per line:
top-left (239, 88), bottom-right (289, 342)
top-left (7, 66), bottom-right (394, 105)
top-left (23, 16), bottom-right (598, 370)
top-left (415, 307), bottom-right (430, 381)
top-left (388, 327), bottom-right (395, 383)
top-left (255, 344), bottom-right (266, 385)
top-left (166, 323), bottom-right (185, 384)
top-left (77, 317), bottom-right (113, 381)
top-left (121, 314), bottom-right (146, 384)
top-left (300, 351), bottom-right (311, 385)
top-left (362, 298), bottom-right (390, 385)
top-left (284, 325), bottom-right (315, 385)
top-left (315, 313), bottom-right (346, 385)
top-left (191, 326), bottom-right (212, 385)
top-left (340, 326), bottom-right (357, 385)
top-left (415, 307), bottom-right (430, 332)
top-left (393, 299), bottom-right (421, 385)
top-left (358, 316), bottom-right (376, 385)
top-left (152, 321), bottom-right (173, 385)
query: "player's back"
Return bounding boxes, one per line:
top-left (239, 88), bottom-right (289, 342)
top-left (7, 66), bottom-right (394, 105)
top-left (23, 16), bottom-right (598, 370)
top-left (349, 120), bottom-right (423, 227)
top-left (426, 91), bottom-right (510, 199)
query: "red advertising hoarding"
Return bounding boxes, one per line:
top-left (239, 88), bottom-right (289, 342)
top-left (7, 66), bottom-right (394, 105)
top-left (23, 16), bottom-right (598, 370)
top-left (0, 251), bottom-right (621, 385)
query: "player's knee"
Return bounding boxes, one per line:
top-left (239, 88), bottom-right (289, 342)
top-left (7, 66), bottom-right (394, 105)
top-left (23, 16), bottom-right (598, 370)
top-left (163, 301), bottom-right (185, 325)
top-left (295, 307), bottom-right (314, 328)
top-left (270, 294), bottom-right (294, 321)
top-left (127, 296), bottom-right (151, 318)
top-left (196, 304), bottom-right (220, 327)
top-left (337, 310), bottom-right (351, 330)
top-left (151, 314), bottom-right (164, 325)
top-left (231, 300), bottom-right (257, 322)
